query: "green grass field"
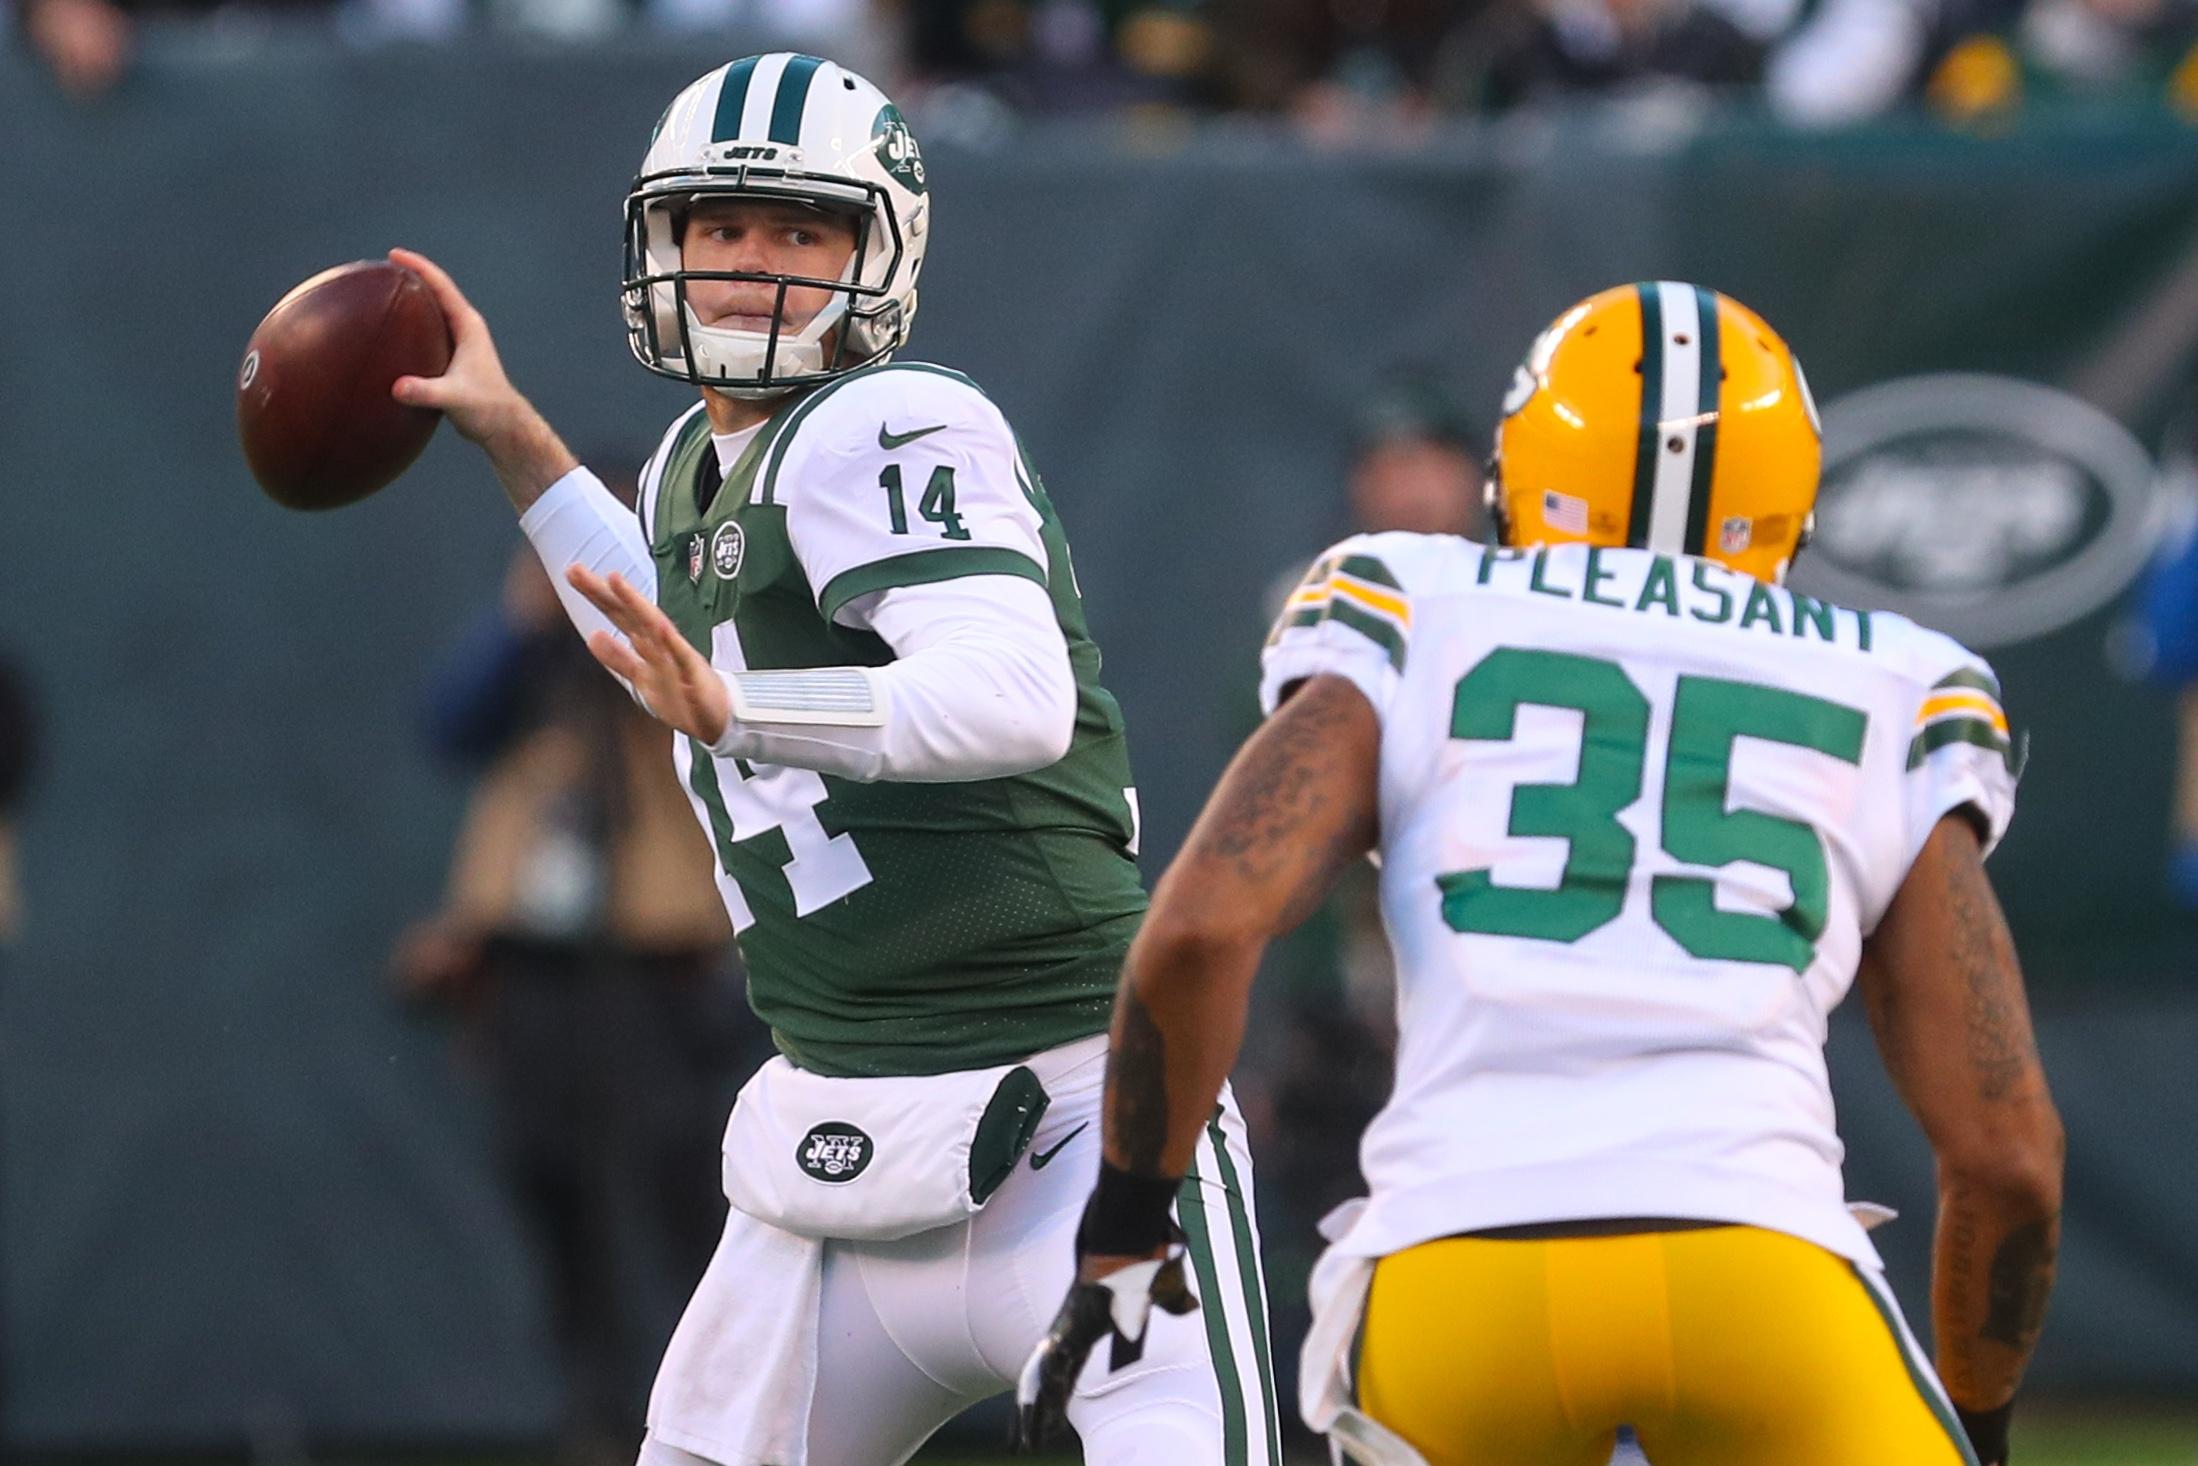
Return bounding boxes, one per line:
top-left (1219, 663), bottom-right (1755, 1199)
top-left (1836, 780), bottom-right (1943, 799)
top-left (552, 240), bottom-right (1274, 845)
top-left (2015, 1414), bottom-right (2198, 1465)
top-left (909, 1409), bottom-right (2198, 1464)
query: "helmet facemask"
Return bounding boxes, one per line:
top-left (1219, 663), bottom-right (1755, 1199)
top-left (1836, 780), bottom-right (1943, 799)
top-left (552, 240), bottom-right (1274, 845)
top-left (623, 169), bottom-right (911, 399)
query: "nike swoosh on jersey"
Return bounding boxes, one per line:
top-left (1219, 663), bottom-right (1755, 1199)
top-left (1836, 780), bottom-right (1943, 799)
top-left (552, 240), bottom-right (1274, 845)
top-left (878, 421), bottom-right (949, 450)
top-left (1029, 1121), bottom-right (1090, 1170)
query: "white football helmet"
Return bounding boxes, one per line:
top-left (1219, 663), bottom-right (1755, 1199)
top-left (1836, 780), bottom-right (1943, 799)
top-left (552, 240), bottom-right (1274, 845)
top-left (623, 53), bottom-right (930, 397)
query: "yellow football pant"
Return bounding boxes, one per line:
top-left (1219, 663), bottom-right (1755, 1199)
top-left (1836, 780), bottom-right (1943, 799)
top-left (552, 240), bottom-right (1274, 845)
top-left (1356, 1225), bottom-right (1977, 1466)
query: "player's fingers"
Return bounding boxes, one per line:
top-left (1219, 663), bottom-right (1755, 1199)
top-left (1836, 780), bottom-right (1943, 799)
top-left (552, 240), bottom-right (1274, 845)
top-left (604, 574), bottom-right (690, 659)
top-left (585, 630), bottom-right (646, 684)
top-left (568, 565), bottom-right (644, 635)
top-left (391, 373), bottom-right (451, 407)
top-left (604, 571), bottom-right (664, 622)
top-left (387, 248), bottom-right (480, 333)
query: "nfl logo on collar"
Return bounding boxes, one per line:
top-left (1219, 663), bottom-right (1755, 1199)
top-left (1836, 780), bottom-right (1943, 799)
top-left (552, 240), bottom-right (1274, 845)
top-left (687, 532), bottom-right (707, 584)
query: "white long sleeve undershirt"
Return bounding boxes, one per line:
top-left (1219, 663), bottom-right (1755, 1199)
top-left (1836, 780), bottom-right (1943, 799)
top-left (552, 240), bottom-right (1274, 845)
top-left (518, 467), bottom-right (658, 688)
top-left (518, 466), bottom-right (1075, 784)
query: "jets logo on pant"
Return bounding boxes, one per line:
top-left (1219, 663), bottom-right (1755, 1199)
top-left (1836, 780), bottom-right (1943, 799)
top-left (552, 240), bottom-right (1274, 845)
top-left (798, 1123), bottom-right (873, 1183)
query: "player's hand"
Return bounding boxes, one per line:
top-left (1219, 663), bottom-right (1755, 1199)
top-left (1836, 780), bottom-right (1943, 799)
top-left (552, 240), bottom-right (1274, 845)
top-left (567, 565), bottom-right (732, 745)
top-left (1011, 1248), bottom-right (1197, 1452)
top-left (386, 248), bottom-right (536, 444)
top-left (387, 249), bottom-right (577, 508)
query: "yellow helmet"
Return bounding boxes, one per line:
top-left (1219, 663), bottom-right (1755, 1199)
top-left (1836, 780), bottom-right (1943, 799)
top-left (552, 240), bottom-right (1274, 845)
top-left (1489, 281), bottom-right (1822, 583)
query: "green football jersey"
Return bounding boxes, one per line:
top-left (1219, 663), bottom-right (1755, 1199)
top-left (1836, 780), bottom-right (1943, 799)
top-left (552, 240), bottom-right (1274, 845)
top-left (638, 363), bottom-right (1146, 1077)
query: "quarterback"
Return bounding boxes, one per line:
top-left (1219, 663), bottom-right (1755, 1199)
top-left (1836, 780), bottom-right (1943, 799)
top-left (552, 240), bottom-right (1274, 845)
top-left (1020, 284), bottom-right (2064, 1466)
top-left (393, 54), bottom-right (1280, 1466)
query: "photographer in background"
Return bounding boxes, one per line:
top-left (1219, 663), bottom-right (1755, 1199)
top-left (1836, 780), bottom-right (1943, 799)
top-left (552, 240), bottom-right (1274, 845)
top-left (394, 504), bottom-right (748, 1465)
top-left (1239, 373), bottom-right (1489, 1438)
top-left (0, 650), bottom-right (37, 1432)
top-left (0, 654), bottom-right (36, 947)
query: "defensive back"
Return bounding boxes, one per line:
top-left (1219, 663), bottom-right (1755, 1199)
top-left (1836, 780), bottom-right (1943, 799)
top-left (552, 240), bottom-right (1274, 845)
top-left (1259, 534), bottom-right (2018, 1261)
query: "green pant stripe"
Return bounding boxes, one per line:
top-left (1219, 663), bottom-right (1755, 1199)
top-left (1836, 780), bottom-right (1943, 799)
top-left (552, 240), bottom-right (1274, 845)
top-left (1178, 1156), bottom-right (1248, 1466)
top-left (1847, 1262), bottom-right (1981, 1466)
top-left (1205, 1114), bottom-right (1282, 1465)
top-left (768, 54), bottom-right (824, 144)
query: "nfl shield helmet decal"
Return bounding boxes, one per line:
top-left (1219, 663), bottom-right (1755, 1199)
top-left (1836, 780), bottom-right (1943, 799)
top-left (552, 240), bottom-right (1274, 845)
top-left (711, 521), bottom-right (746, 580)
top-left (797, 1122), bottom-right (873, 1184)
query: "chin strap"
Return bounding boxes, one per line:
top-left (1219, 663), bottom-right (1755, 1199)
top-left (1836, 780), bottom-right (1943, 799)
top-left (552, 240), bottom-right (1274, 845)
top-left (1482, 455), bottom-right (1512, 547)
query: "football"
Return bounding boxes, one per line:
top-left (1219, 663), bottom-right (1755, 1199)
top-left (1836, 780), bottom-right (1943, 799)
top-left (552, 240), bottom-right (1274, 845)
top-left (236, 260), bottom-right (453, 511)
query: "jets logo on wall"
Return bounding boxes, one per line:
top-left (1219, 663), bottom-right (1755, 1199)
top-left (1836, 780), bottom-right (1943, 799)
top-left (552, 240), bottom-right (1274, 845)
top-left (1790, 374), bottom-right (2166, 648)
top-left (797, 1123), bottom-right (873, 1184)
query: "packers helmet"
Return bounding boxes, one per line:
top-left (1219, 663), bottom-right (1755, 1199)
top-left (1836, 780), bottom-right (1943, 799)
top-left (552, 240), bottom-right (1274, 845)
top-left (1490, 282), bottom-right (1822, 583)
top-left (624, 54), bottom-right (929, 398)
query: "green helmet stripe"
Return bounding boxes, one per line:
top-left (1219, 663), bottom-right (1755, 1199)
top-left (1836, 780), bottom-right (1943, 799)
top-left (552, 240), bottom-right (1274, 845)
top-left (1684, 284), bottom-right (1722, 556)
top-left (1627, 281), bottom-right (1663, 549)
top-left (711, 55), bottom-right (760, 141)
top-left (769, 54), bottom-right (825, 144)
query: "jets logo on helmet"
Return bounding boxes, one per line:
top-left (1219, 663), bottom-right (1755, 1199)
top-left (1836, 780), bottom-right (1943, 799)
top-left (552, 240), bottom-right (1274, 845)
top-left (1489, 282), bottom-right (1821, 584)
top-left (623, 54), bottom-right (929, 397)
top-left (871, 104), bottom-right (926, 196)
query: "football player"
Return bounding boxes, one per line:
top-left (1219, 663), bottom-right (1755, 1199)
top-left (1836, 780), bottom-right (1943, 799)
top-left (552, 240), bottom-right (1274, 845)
top-left (1019, 283), bottom-right (2063, 1466)
top-left (392, 53), bottom-right (1281, 1466)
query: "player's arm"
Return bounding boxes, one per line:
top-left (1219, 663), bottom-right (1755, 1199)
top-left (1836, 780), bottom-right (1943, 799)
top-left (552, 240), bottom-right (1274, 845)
top-left (387, 249), bottom-right (578, 512)
top-left (576, 378), bottom-right (1077, 778)
top-left (564, 568), bottom-right (1073, 781)
top-left (718, 574), bottom-right (1074, 782)
top-left (381, 248), bottom-right (669, 701)
top-left (1098, 672), bottom-right (1381, 1189)
top-left (1857, 813), bottom-right (2063, 1466)
top-left (1012, 673), bottom-right (1379, 1450)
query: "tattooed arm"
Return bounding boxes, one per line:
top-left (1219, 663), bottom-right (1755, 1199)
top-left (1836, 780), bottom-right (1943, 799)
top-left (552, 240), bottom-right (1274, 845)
top-left (1099, 673), bottom-right (1382, 1201)
top-left (1857, 813), bottom-right (2064, 1458)
top-left (1016, 677), bottom-right (1380, 1449)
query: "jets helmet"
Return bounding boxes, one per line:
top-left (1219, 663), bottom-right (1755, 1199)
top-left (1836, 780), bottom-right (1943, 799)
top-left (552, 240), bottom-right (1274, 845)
top-left (624, 54), bottom-right (930, 397)
top-left (1490, 282), bottom-right (1822, 583)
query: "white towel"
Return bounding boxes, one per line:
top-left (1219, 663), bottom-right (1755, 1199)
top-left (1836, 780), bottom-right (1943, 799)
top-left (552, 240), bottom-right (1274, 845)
top-left (645, 1203), bottom-right (825, 1466)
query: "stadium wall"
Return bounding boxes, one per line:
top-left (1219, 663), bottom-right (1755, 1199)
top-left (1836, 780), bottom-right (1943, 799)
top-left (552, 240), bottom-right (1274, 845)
top-left (1, 43), bottom-right (2195, 1447)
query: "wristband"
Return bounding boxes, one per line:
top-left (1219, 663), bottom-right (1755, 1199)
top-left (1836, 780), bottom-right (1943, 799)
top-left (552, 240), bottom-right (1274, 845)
top-left (1955, 1398), bottom-right (2014, 1465)
top-left (1075, 1160), bottom-right (1180, 1258)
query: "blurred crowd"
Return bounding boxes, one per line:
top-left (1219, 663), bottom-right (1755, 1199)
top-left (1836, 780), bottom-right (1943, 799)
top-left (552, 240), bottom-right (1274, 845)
top-left (10, 0), bottom-right (2198, 126)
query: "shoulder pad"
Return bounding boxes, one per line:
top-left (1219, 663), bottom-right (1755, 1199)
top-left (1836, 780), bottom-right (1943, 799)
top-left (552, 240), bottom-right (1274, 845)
top-left (755, 364), bottom-right (1009, 505)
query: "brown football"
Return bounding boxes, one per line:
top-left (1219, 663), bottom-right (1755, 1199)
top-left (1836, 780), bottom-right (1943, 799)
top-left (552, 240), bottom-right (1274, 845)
top-left (236, 260), bottom-right (453, 511)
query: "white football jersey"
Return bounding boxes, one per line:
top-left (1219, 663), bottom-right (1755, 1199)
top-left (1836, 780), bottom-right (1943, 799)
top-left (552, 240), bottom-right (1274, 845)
top-left (1259, 535), bottom-right (2018, 1268)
